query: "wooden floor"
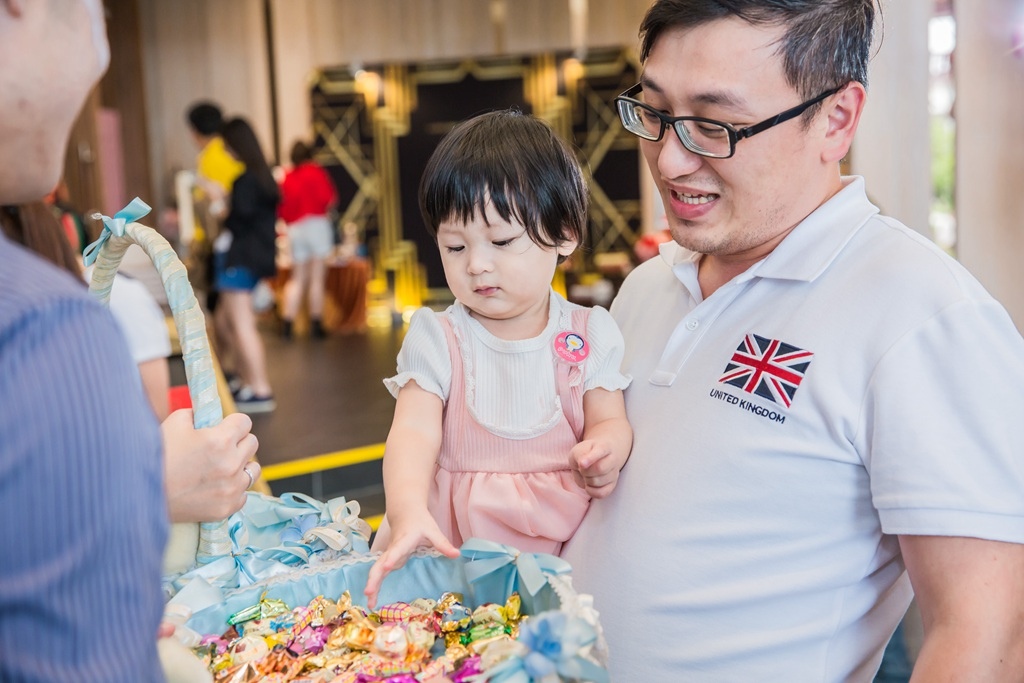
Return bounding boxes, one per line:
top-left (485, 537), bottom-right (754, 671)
top-left (255, 321), bottom-right (405, 519)
top-left (251, 323), bottom-right (401, 465)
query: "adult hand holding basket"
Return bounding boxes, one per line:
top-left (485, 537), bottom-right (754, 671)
top-left (86, 198), bottom-right (256, 574)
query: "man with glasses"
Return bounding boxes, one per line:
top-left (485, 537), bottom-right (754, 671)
top-left (562, 1), bottom-right (1024, 680)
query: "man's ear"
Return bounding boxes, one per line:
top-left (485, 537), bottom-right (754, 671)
top-left (822, 82), bottom-right (867, 164)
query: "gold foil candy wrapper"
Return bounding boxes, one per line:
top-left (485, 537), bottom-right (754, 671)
top-left (326, 623), bottom-right (349, 650)
top-left (443, 631), bottom-right (465, 649)
top-left (344, 605), bottom-right (371, 622)
top-left (342, 615), bottom-right (378, 651)
top-left (503, 593), bottom-right (522, 624)
top-left (445, 643), bottom-right (471, 661)
top-left (437, 592), bottom-right (465, 611)
top-left (256, 648), bottom-right (303, 678)
top-left (436, 592), bottom-right (471, 635)
top-left (308, 595), bottom-right (339, 626)
top-left (215, 662), bottom-right (260, 683)
top-left (305, 653), bottom-right (327, 669)
top-left (471, 603), bottom-right (505, 625)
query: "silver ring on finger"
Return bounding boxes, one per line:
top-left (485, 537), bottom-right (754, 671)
top-left (243, 463), bottom-right (256, 490)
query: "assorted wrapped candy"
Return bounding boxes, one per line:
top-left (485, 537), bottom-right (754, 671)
top-left (194, 589), bottom-right (603, 682)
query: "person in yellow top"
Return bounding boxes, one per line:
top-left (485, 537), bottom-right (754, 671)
top-left (187, 101), bottom-right (244, 218)
top-left (187, 101), bottom-right (247, 386)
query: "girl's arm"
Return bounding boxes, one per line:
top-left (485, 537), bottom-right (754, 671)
top-left (364, 381), bottom-right (458, 607)
top-left (570, 387), bottom-right (633, 498)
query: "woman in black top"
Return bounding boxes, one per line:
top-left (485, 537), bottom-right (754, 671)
top-left (215, 117), bottom-right (279, 413)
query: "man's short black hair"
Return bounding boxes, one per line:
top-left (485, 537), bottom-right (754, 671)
top-left (638, 0), bottom-right (877, 118)
top-left (187, 102), bottom-right (225, 136)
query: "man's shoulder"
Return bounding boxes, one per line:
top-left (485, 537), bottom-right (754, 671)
top-left (850, 213), bottom-right (994, 305)
top-left (618, 253), bottom-right (676, 298)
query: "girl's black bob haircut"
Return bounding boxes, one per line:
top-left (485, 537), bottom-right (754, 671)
top-left (419, 109), bottom-right (588, 256)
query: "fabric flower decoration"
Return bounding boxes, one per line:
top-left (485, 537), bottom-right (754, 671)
top-left (517, 612), bottom-right (608, 683)
top-left (280, 513), bottom-right (319, 544)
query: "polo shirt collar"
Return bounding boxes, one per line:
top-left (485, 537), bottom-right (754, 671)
top-left (658, 176), bottom-right (879, 283)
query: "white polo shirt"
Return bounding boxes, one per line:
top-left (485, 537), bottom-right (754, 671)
top-left (563, 177), bottom-right (1024, 682)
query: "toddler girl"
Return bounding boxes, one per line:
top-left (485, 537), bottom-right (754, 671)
top-left (365, 110), bottom-right (632, 606)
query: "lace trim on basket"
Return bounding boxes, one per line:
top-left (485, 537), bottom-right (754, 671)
top-left (547, 573), bottom-right (609, 666)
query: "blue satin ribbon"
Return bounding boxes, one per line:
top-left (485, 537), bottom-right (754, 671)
top-left (82, 197), bottom-right (151, 266)
top-left (480, 611), bottom-right (609, 683)
top-left (460, 538), bottom-right (571, 597)
top-left (165, 493), bottom-right (371, 598)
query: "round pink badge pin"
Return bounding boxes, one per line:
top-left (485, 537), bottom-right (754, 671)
top-left (554, 331), bottom-right (588, 364)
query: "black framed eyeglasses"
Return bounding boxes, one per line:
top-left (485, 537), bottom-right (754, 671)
top-left (615, 83), bottom-right (843, 159)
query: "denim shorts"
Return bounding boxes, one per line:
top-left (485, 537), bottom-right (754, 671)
top-left (214, 252), bottom-right (259, 292)
top-left (287, 215), bottom-right (334, 263)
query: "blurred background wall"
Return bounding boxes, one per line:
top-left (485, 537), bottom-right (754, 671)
top-left (64, 0), bottom-right (1024, 330)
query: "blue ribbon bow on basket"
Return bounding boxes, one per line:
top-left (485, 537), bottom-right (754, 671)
top-left (461, 538), bottom-right (572, 598)
top-left (82, 197), bottom-right (152, 267)
top-left (165, 492), bottom-right (372, 600)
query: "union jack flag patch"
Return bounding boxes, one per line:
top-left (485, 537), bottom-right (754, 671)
top-left (718, 333), bottom-right (813, 408)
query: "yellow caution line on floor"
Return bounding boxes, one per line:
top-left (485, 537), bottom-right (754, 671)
top-left (365, 514), bottom-right (383, 532)
top-left (260, 443), bottom-right (385, 481)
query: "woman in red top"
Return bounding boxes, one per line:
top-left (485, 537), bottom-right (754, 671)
top-left (278, 140), bottom-right (338, 339)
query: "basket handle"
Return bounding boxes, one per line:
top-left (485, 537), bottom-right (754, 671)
top-left (87, 199), bottom-right (230, 564)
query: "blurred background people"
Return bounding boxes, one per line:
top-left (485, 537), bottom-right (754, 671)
top-left (213, 117), bottom-right (279, 413)
top-left (185, 101), bottom-right (245, 386)
top-left (277, 139), bottom-right (338, 339)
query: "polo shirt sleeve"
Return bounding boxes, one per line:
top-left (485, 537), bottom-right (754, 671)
top-left (583, 305), bottom-right (632, 393)
top-left (0, 296), bottom-right (167, 682)
top-left (866, 298), bottom-right (1024, 542)
top-left (383, 307), bottom-right (452, 402)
